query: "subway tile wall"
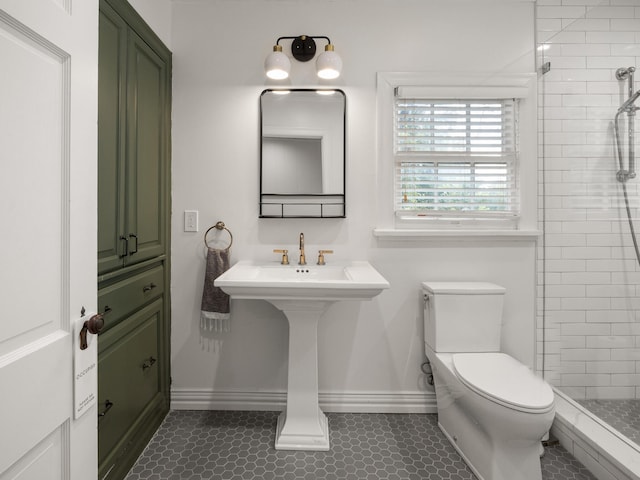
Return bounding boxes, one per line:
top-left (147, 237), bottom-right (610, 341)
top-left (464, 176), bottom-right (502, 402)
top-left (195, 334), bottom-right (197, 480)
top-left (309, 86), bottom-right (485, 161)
top-left (537, 0), bottom-right (640, 400)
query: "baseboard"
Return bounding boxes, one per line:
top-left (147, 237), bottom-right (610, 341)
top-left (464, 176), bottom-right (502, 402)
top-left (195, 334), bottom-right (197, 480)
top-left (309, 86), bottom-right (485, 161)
top-left (171, 388), bottom-right (437, 414)
top-left (171, 389), bottom-right (285, 411)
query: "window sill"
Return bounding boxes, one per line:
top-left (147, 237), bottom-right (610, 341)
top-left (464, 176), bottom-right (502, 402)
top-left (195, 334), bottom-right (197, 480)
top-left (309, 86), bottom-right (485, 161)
top-left (373, 228), bottom-right (541, 243)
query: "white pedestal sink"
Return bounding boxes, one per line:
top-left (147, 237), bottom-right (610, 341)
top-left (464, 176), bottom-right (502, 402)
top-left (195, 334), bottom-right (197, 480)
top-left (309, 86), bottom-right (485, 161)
top-left (215, 260), bottom-right (390, 451)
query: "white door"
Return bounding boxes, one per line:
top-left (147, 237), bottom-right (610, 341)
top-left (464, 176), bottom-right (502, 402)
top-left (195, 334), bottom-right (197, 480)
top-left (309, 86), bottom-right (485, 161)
top-left (0, 1), bottom-right (98, 480)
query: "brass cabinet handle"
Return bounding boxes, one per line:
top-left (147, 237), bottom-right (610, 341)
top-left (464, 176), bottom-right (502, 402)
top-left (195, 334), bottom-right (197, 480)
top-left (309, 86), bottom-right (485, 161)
top-left (142, 283), bottom-right (157, 293)
top-left (142, 356), bottom-right (157, 371)
top-left (98, 399), bottom-right (114, 418)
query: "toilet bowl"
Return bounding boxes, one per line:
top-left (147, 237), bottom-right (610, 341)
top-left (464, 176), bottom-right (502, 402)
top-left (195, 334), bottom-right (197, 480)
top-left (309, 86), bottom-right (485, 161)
top-left (422, 282), bottom-right (555, 480)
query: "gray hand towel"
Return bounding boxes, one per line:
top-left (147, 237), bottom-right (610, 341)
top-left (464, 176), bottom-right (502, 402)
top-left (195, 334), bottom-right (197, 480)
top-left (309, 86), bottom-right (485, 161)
top-left (200, 247), bottom-right (231, 332)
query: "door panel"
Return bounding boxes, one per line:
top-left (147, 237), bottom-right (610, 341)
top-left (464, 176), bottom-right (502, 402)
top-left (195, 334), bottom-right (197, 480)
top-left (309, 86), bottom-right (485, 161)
top-left (0, 10), bottom-right (65, 350)
top-left (0, 335), bottom-right (72, 475)
top-left (0, 1), bottom-right (98, 479)
top-left (1, 424), bottom-right (67, 480)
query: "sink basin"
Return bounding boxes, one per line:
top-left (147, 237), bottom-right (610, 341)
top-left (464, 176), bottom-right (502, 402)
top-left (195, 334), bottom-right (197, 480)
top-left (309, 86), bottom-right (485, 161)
top-left (215, 260), bottom-right (389, 300)
top-left (257, 264), bottom-right (350, 281)
top-left (214, 259), bottom-right (389, 452)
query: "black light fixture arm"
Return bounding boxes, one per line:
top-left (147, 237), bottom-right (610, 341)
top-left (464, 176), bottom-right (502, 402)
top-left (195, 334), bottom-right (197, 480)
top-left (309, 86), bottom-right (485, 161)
top-left (275, 35), bottom-right (331, 45)
top-left (275, 35), bottom-right (332, 62)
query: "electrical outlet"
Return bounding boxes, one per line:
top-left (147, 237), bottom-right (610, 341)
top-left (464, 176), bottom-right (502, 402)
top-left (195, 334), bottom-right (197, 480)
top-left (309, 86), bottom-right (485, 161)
top-left (184, 210), bottom-right (198, 232)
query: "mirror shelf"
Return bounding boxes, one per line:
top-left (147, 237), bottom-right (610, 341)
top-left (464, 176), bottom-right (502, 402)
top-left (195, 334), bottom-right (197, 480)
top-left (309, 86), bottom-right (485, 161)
top-left (260, 194), bottom-right (345, 218)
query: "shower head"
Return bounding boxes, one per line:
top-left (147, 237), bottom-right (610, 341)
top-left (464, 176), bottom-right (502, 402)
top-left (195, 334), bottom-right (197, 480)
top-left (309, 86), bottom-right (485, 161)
top-left (619, 90), bottom-right (640, 113)
top-left (616, 66), bottom-right (636, 81)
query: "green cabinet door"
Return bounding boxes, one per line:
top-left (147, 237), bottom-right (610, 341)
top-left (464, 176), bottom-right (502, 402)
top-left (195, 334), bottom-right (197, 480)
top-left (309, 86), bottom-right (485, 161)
top-left (98, 299), bottom-right (163, 477)
top-left (124, 31), bottom-right (168, 266)
top-left (98, 4), bottom-right (127, 275)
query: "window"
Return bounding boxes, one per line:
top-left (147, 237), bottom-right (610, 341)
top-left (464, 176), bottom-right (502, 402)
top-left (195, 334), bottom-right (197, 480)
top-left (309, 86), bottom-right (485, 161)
top-left (394, 97), bottom-right (519, 223)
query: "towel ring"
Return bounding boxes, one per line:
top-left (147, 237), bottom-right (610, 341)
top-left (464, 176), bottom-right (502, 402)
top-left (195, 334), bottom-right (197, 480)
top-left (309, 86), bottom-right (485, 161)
top-left (204, 221), bottom-right (233, 251)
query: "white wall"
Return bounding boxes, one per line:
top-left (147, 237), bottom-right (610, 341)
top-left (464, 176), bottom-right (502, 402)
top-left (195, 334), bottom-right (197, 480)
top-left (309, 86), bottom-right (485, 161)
top-left (537, 1), bottom-right (640, 400)
top-left (170, 0), bottom-right (538, 411)
top-left (128, 0), bottom-right (172, 48)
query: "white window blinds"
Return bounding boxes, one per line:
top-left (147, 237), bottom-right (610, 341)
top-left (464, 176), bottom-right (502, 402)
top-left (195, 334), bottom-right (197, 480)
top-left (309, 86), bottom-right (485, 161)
top-left (394, 98), bottom-right (519, 219)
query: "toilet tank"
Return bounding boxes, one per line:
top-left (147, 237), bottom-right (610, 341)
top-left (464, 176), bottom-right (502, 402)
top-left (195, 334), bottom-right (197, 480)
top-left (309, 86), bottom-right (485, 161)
top-left (422, 282), bottom-right (506, 353)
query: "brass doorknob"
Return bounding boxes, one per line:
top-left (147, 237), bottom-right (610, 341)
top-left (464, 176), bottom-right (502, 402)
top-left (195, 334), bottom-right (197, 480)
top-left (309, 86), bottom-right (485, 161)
top-left (79, 313), bottom-right (105, 350)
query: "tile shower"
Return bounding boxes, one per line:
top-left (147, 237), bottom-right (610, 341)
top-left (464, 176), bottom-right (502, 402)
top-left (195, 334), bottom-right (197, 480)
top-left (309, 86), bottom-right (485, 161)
top-left (537, 0), bottom-right (640, 455)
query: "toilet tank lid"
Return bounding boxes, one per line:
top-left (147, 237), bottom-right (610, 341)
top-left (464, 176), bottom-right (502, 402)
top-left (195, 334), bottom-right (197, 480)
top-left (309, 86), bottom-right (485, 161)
top-left (422, 282), bottom-right (506, 295)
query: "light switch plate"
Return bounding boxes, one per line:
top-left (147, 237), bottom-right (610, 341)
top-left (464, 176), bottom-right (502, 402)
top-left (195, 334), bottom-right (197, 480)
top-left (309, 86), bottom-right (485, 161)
top-left (184, 210), bottom-right (198, 232)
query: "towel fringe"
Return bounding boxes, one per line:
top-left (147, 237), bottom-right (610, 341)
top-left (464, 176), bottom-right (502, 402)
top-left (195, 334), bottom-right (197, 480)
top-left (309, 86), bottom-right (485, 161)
top-left (201, 310), bottom-right (230, 333)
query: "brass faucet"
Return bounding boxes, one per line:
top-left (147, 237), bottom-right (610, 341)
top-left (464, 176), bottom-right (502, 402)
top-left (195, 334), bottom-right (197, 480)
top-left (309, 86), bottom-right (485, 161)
top-left (298, 232), bottom-right (306, 265)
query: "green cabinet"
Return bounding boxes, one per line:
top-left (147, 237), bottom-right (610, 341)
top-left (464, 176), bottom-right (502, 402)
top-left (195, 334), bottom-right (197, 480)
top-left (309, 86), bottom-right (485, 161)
top-left (97, 1), bottom-right (171, 479)
top-left (98, 0), bottom-right (169, 276)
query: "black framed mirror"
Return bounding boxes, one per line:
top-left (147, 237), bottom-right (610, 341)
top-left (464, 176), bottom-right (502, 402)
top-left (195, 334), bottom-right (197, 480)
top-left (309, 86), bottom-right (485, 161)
top-left (260, 89), bottom-right (346, 218)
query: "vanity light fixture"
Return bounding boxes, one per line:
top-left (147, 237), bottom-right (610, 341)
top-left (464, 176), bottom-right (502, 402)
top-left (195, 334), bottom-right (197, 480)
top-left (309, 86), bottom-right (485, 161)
top-left (265, 35), bottom-right (342, 80)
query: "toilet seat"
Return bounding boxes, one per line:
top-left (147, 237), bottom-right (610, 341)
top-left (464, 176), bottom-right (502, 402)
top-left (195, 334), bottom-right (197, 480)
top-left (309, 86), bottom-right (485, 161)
top-left (452, 352), bottom-right (555, 414)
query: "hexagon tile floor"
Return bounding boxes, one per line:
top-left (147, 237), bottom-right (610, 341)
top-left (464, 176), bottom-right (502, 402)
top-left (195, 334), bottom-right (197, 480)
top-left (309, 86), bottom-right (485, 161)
top-left (577, 399), bottom-right (640, 446)
top-left (125, 410), bottom-right (596, 480)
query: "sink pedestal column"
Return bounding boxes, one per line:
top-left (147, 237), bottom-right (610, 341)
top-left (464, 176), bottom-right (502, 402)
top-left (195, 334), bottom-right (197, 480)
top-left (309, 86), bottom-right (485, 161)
top-left (271, 300), bottom-right (333, 451)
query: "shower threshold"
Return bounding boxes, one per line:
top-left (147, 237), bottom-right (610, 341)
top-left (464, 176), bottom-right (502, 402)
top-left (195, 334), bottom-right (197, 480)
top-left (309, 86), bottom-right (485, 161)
top-left (551, 390), bottom-right (640, 480)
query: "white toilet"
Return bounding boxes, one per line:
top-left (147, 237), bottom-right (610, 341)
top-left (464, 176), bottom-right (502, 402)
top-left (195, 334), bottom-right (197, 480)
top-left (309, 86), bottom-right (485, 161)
top-left (422, 282), bottom-right (555, 480)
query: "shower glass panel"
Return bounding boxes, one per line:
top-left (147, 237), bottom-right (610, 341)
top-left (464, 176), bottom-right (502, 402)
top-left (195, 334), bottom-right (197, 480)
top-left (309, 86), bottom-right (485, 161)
top-left (538, 1), bottom-right (640, 450)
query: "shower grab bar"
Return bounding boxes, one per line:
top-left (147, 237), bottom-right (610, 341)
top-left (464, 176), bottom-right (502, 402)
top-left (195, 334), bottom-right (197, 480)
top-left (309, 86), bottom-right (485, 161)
top-left (614, 110), bottom-right (636, 182)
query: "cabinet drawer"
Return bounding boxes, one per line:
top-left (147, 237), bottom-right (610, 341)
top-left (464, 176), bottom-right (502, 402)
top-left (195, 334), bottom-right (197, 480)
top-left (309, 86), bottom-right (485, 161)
top-left (98, 265), bottom-right (163, 332)
top-left (98, 300), bottom-right (162, 464)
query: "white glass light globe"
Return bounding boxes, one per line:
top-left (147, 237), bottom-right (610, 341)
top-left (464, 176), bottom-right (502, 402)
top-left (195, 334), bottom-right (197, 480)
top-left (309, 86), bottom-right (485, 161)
top-left (265, 48), bottom-right (291, 80)
top-left (316, 47), bottom-right (342, 80)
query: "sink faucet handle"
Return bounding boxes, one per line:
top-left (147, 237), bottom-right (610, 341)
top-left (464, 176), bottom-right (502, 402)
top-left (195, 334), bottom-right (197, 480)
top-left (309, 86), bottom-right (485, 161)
top-left (317, 250), bottom-right (334, 265)
top-left (273, 249), bottom-right (289, 265)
